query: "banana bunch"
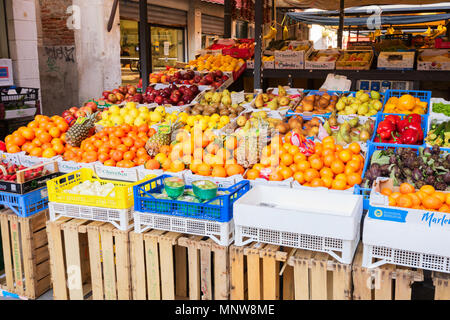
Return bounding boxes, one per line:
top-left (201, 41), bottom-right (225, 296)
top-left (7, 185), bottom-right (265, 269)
top-left (263, 26), bottom-right (277, 40)
top-left (283, 26), bottom-right (289, 40)
top-left (431, 25), bottom-right (447, 39)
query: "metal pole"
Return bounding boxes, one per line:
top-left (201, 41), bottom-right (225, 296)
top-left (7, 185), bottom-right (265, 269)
top-left (254, 0), bottom-right (263, 90)
top-left (139, 0), bottom-right (150, 90)
top-left (224, 0), bottom-right (232, 38)
top-left (337, 0), bottom-right (344, 49)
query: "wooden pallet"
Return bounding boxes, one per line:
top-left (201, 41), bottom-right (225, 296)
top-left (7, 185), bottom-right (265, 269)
top-left (352, 244), bottom-right (424, 300)
top-left (432, 272), bottom-right (450, 300)
top-left (0, 209), bottom-right (51, 299)
top-left (130, 230), bottom-right (230, 300)
top-left (46, 218), bottom-right (132, 300)
top-left (230, 242), bottom-right (352, 300)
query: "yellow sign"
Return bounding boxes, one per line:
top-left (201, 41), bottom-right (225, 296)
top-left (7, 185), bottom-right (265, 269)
top-left (374, 209), bottom-right (383, 218)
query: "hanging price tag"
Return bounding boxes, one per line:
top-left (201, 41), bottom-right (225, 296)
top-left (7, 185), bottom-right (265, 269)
top-left (231, 91), bottom-right (245, 105)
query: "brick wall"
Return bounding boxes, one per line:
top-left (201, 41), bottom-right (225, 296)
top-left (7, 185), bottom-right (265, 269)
top-left (39, 0), bottom-right (74, 46)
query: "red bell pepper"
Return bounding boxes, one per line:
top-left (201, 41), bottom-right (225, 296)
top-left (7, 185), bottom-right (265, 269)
top-left (0, 141), bottom-right (6, 152)
top-left (405, 114), bottom-right (422, 125)
top-left (384, 115), bottom-right (400, 128)
top-left (400, 128), bottom-right (420, 145)
top-left (377, 120), bottom-right (395, 140)
top-left (390, 132), bottom-right (403, 144)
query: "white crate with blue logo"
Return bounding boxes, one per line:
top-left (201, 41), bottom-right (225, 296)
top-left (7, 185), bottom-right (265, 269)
top-left (233, 185), bottom-right (363, 264)
top-left (363, 177), bottom-right (450, 273)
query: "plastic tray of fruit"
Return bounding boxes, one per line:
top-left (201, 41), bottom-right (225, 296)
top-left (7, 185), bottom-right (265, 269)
top-left (47, 168), bottom-right (148, 210)
top-left (286, 90), bottom-right (343, 117)
top-left (0, 186), bottom-right (49, 217)
top-left (382, 89), bottom-right (431, 116)
top-left (0, 160), bottom-right (60, 194)
top-left (133, 174), bottom-right (251, 223)
top-left (335, 51), bottom-right (373, 70)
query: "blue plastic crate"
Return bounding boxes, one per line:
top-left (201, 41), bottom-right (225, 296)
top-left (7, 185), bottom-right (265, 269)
top-left (371, 113), bottom-right (428, 146)
top-left (382, 89), bottom-right (431, 115)
top-left (0, 187), bottom-right (49, 217)
top-left (133, 175), bottom-right (251, 222)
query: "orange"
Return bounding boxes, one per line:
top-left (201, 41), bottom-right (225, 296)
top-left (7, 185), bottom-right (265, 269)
top-left (98, 153), bottom-right (110, 163)
top-left (309, 157), bottom-right (323, 170)
top-left (293, 152), bottom-right (307, 164)
top-left (397, 194), bottom-right (413, 208)
top-left (335, 173), bottom-right (347, 184)
top-left (38, 132), bottom-right (52, 144)
top-left (416, 190), bottom-right (427, 202)
top-left (331, 179), bottom-right (347, 190)
top-left (52, 143), bottom-right (65, 155)
top-left (261, 145), bottom-right (271, 158)
top-left (323, 154), bottom-right (335, 167)
top-left (348, 142), bottom-right (361, 155)
top-left (226, 164), bottom-right (244, 176)
top-left (433, 192), bottom-right (446, 203)
top-left (338, 150), bottom-right (352, 163)
top-left (388, 196), bottom-right (397, 206)
top-left (288, 145), bottom-right (300, 156)
top-left (409, 193), bottom-right (421, 207)
top-left (322, 136), bottom-right (335, 145)
top-left (161, 159), bottom-right (172, 171)
top-left (310, 178), bottom-right (325, 188)
top-left (321, 176), bottom-right (333, 188)
top-left (6, 145), bottom-right (21, 153)
top-left (280, 166), bottom-right (293, 180)
top-left (225, 136), bottom-right (237, 150)
top-left (296, 160), bottom-right (310, 172)
top-left (420, 185), bottom-right (436, 195)
top-left (42, 148), bottom-right (57, 158)
top-left (423, 196), bottom-right (442, 210)
top-left (189, 159), bottom-right (203, 173)
top-left (57, 121), bottom-right (69, 132)
top-left (145, 159), bottom-right (161, 170)
top-left (347, 160), bottom-right (360, 172)
top-left (12, 134), bottom-right (26, 146)
top-left (212, 166), bottom-right (227, 178)
top-left (346, 173), bottom-right (362, 187)
top-left (113, 128), bottom-right (126, 138)
top-left (83, 151), bottom-right (98, 163)
top-left (439, 204), bottom-right (450, 213)
top-left (123, 151), bottom-right (136, 161)
top-left (269, 170), bottom-right (284, 182)
top-left (391, 192), bottom-right (402, 200)
top-left (304, 168), bottom-right (320, 183)
top-left (197, 163), bottom-right (212, 176)
top-left (49, 127), bottom-right (61, 138)
top-left (246, 169), bottom-right (260, 180)
top-left (111, 150), bottom-right (124, 162)
top-left (138, 124), bottom-right (150, 134)
top-left (446, 193), bottom-right (450, 206)
top-left (280, 153), bottom-right (294, 166)
top-left (122, 137), bottom-right (134, 147)
top-left (169, 160), bottom-right (185, 173)
top-left (21, 128), bottom-right (35, 140)
top-left (330, 160), bottom-right (345, 175)
top-left (314, 143), bottom-right (323, 156)
top-left (253, 163), bottom-right (265, 172)
top-left (381, 188), bottom-right (393, 196)
top-left (293, 171), bottom-right (305, 184)
top-left (320, 167), bottom-right (334, 179)
top-left (399, 183), bottom-right (415, 194)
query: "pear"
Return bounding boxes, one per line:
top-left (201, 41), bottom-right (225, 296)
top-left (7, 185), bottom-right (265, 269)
top-left (267, 99), bottom-right (278, 110)
top-left (237, 116), bottom-right (247, 127)
top-left (279, 96), bottom-right (290, 106)
top-left (278, 85), bottom-right (287, 97)
top-left (254, 94), bottom-right (264, 109)
top-left (204, 92), bottom-right (214, 103)
top-left (212, 92), bottom-right (222, 104)
top-left (221, 94), bottom-right (232, 106)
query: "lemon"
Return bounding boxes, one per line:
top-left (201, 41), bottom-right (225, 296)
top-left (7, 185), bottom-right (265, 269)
top-left (186, 116), bottom-right (196, 127)
top-left (150, 111), bottom-right (162, 123)
top-left (169, 114), bottom-right (178, 122)
top-left (139, 106), bottom-right (149, 114)
top-left (110, 115), bottom-right (124, 126)
top-left (101, 110), bottom-right (110, 120)
top-left (109, 105), bottom-right (120, 114)
top-left (126, 102), bottom-right (137, 109)
top-left (155, 153), bottom-right (167, 164)
top-left (210, 114), bottom-right (220, 122)
top-left (208, 121), bottom-right (217, 129)
top-left (155, 106), bottom-right (166, 116)
top-left (219, 116), bottom-right (230, 125)
top-left (124, 114), bottom-right (135, 125)
top-left (134, 117), bottom-right (146, 126)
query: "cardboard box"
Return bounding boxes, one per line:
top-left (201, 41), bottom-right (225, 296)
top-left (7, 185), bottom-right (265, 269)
top-left (305, 49), bottom-right (340, 70)
top-left (377, 51), bottom-right (415, 70)
top-left (336, 50), bottom-right (373, 70)
top-left (4, 107), bottom-right (37, 119)
top-left (417, 49), bottom-right (450, 71)
top-left (274, 41), bottom-right (313, 69)
top-left (0, 59), bottom-right (13, 86)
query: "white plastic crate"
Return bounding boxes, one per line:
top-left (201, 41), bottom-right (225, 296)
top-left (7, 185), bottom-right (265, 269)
top-left (233, 185), bottom-right (363, 264)
top-left (133, 211), bottom-right (234, 246)
top-left (49, 202), bottom-right (133, 231)
top-left (362, 177), bottom-right (450, 273)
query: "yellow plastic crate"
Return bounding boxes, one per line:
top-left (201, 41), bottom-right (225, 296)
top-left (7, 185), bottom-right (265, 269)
top-left (47, 168), bottom-right (155, 210)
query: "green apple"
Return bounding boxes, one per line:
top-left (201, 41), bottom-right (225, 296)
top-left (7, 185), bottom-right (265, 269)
top-left (370, 91), bottom-right (381, 100)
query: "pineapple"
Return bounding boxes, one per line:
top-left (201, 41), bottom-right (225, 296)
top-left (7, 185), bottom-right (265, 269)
top-left (236, 119), bottom-right (272, 169)
top-left (65, 112), bottom-right (99, 147)
top-left (145, 121), bottom-right (183, 156)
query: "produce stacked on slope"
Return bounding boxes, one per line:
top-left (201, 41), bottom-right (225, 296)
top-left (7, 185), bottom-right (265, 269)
top-left (362, 146), bottom-right (449, 191)
top-left (188, 54), bottom-right (245, 73)
top-left (253, 86), bottom-right (299, 110)
top-left (336, 90), bottom-right (383, 116)
top-left (374, 114), bottom-right (424, 145)
top-left (184, 90), bottom-right (244, 118)
top-left (383, 94), bottom-right (428, 114)
top-left (157, 70), bottom-right (230, 88)
top-left (5, 115), bottom-right (71, 157)
top-left (295, 92), bottom-right (337, 114)
top-left (100, 84), bottom-right (142, 104)
top-left (143, 84), bottom-right (200, 106)
top-left (322, 112), bottom-right (375, 145)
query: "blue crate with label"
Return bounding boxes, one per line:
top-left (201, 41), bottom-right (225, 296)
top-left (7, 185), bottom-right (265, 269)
top-left (0, 187), bottom-right (49, 217)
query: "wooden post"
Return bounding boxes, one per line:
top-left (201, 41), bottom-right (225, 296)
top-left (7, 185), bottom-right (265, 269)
top-left (254, 0), bottom-right (263, 90)
top-left (139, 0), bottom-right (151, 89)
top-left (337, 0), bottom-right (345, 49)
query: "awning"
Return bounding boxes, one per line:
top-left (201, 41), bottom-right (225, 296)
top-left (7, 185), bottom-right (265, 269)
top-left (287, 12), bottom-right (450, 26)
top-left (201, 0), bottom-right (243, 8)
top-left (279, 0), bottom-right (449, 10)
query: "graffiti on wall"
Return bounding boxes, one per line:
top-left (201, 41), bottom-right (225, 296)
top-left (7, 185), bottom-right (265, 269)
top-left (43, 46), bottom-right (76, 74)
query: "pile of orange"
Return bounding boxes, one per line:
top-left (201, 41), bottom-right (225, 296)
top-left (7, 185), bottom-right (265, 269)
top-left (145, 128), bottom-right (244, 177)
top-left (382, 183), bottom-right (450, 212)
top-left (5, 115), bottom-right (70, 158)
top-left (64, 124), bottom-right (156, 168)
top-left (246, 136), bottom-right (364, 190)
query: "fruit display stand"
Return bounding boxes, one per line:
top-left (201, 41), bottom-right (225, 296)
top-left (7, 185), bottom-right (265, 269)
top-left (46, 217), bottom-right (132, 300)
top-left (0, 209), bottom-right (51, 299)
top-left (336, 50), bottom-right (374, 71)
top-left (230, 242), bottom-right (352, 300)
top-left (363, 177), bottom-right (450, 273)
top-left (233, 185), bottom-right (362, 265)
top-left (130, 230), bottom-right (229, 300)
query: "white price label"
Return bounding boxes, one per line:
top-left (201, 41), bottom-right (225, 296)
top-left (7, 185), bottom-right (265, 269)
top-left (231, 91), bottom-right (245, 105)
top-left (164, 42), bottom-right (170, 56)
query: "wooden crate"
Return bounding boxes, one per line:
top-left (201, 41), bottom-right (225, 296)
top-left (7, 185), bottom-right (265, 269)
top-left (352, 244), bottom-right (425, 300)
top-left (432, 272), bottom-right (450, 300)
top-left (0, 208), bottom-right (51, 299)
top-left (130, 230), bottom-right (229, 300)
top-left (46, 217), bottom-right (132, 300)
top-left (230, 242), bottom-right (352, 300)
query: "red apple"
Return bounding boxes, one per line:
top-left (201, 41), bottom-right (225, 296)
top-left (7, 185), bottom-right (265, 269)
top-left (115, 92), bottom-right (125, 101)
top-left (102, 91), bottom-right (111, 99)
top-left (69, 107), bottom-right (79, 114)
top-left (75, 110), bottom-right (86, 118)
top-left (128, 86), bottom-right (137, 95)
top-left (85, 101), bottom-right (98, 112)
top-left (108, 94), bottom-right (118, 103)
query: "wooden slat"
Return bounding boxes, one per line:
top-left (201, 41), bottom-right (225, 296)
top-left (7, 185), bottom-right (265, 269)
top-left (9, 216), bottom-right (24, 295)
top-left (199, 241), bottom-right (212, 300)
top-left (36, 274), bottom-right (51, 297)
top-left (433, 272), bottom-right (450, 300)
top-left (21, 217), bottom-right (36, 298)
top-left (262, 245), bottom-right (279, 300)
top-left (246, 245), bottom-right (261, 300)
top-left (374, 264), bottom-right (395, 300)
top-left (159, 238), bottom-right (175, 300)
top-left (310, 252), bottom-right (328, 300)
top-left (130, 232), bottom-right (146, 300)
top-left (35, 260), bottom-right (50, 281)
top-left (352, 245), bottom-right (372, 300)
top-left (114, 231), bottom-right (131, 300)
top-left (331, 262), bottom-right (352, 300)
top-left (144, 230), bottom-right (165, 300)
top-left (35, 245), bottom-right (50, 264)
top-left (100, 226), bottom-right (117, 300)
top-left (87, 224), bottom-right (104, 300)
top-left (213, 244), bottom-right (229, 300)
top-left (33, 228), bottom-right (48, 249)
top-left (394, 268), bottom-right (413, 300)
top-left (63, 224), bottom-right (84, 300)
top-left (175, 246), bottom-right (187, 299)
top-left (30, 210), bottom-right (48, 233)
top-left (230, 246), bottom-right (245, 300)
top-left (185, 236), bottom-right (201, 300)
top-left (46, 221), bottom-right (68, 300)
top-left (0, 213), bottom-right (14, 290)
top-left (291, 250), bottom-right (313, 300)
top-left (283, 265), bottom-right (295, 300)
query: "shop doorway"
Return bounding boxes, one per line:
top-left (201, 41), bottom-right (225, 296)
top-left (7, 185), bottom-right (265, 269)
top-left (151, 25), bottom-right (185, 71)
